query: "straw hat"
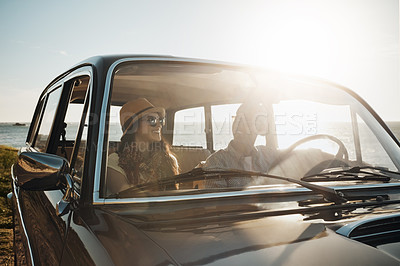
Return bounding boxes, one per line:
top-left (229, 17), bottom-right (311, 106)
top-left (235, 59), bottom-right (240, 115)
top-left (120, 98), bottom-right (165, 137)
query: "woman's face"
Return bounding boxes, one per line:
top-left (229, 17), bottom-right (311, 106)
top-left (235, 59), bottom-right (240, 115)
top-left (135, 112), bottom-right (164, 144)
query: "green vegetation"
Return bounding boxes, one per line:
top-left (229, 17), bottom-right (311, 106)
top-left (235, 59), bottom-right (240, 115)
top-left (0, 146), bottom-right (17, 227)
top-left (0, 145), bottom-right (17, 265)
top-left (0, 146), bottom-right (16, 229)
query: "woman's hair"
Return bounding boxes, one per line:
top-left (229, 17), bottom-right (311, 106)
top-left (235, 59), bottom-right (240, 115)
top-left (117, 120), bottom-right (179, 187)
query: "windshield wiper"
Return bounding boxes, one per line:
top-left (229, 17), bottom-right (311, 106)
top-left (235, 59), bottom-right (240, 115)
top-left (114, 168), bottom-right (347, 204)
top-left (302, 166), bottom-right (400, 182)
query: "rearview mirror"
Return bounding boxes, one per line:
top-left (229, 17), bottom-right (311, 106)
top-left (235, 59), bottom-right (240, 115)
top-left (13, 152), bottom-right (70, 191)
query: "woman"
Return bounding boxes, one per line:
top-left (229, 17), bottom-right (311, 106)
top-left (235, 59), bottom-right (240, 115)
top-left (107, 98), bottom-right (179, 195)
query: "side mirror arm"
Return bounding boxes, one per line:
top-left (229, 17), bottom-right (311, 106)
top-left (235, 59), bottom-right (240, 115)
top-left (56, 172), bottom-right (77, 217)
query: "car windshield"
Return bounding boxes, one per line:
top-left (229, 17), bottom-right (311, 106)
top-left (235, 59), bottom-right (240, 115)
top-left (103, 61), bottom-right (400, 198)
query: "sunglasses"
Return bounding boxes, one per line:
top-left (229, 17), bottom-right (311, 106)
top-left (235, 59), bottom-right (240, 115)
top-left (145, 116), bottom-right (165, 127)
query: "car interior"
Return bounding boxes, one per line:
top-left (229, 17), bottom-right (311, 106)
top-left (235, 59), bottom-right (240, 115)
top-left (103, 62), bottom-right (355, 195)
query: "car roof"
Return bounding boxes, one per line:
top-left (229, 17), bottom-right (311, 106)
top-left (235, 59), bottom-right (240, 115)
top-left (74, 54), bottom-right (241, 70)
top-left (40, 54), bottom-right (245, 98)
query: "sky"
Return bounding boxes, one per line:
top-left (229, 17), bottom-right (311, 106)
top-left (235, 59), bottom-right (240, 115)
top-left (0, 0), bottom-right (399, 122)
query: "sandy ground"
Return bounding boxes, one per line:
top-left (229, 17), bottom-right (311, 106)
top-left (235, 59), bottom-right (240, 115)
top-left (0, 229), bottom-right (13, 265)
top-left (0, 146), bottom-right (16, 265)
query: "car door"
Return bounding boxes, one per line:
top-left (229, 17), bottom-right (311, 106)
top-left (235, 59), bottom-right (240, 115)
top-left (12, 68), bottom-right (93, 265)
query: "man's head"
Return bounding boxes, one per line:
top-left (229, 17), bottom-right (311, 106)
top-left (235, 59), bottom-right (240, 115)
top-left (232, 101), bottom-right (268, 137)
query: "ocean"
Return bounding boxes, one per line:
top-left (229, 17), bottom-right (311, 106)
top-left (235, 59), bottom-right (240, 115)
top-left (1, 122), bottom-right (400, 149)
top-left (0, 123), bottom-right (31, 148)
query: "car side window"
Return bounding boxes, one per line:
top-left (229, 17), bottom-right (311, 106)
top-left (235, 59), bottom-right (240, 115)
top-left (27, 98), bottom-right (45, 146)
top-left (211, 103), bottom-right (265, 151)
top-left (34, 86), bottom-right (63, 151)
top-left (173, 107), bottom-right (206, 148)
top-left (356, 114), bottom-right (397, 171)
top-left (108, 105), bottom-right (123, 142)
top-left (32, 72), bottom-right (91, 193)
top-left (61, 76), bottom-right (90, 193)
top-left (211, 103), bottom-right (240, 150)
top-left (57, 77), bottom-right (89, 158)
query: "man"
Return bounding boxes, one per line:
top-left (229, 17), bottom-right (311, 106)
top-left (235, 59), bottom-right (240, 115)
top-left (203, 100), bottom-right (278, 187)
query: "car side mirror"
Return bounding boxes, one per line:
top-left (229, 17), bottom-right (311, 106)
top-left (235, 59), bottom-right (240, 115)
top-left (13, 151), bottom-right (70, 191)
top-left (14, 151), bottom-right (77, 216)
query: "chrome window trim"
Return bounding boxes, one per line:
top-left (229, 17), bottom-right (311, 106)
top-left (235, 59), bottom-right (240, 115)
top-left (95, 186), bottom-right (313, 205)
top-left (66, 68), bottom-right (93, 194)
top-left (95, 168), bottom-right (400, 205)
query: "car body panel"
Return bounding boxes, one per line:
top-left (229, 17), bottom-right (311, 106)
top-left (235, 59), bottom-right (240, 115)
top-left (87, 204), bottom-right (400, 265)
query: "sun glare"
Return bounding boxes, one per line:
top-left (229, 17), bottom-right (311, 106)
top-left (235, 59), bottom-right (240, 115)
top-left (267, 21), bottom-right (336, 74)
top-left (236, 1), bottom-right (343, 78)
top-left (273, 100), bottom-right (352, 152)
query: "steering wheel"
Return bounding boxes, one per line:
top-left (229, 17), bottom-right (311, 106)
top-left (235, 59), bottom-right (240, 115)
top-left (268, 134), bottom-right (349, 173)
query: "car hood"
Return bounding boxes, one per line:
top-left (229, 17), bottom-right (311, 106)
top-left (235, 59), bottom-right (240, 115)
top-left (87, 205), bottom-right (400, 266)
